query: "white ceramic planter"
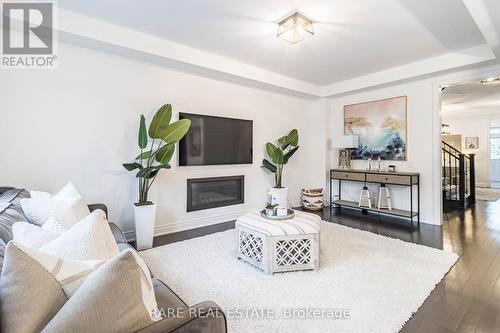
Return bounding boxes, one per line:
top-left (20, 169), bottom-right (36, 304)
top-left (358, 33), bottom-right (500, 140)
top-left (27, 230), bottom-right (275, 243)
top-left (270, 187), bottom-right (288, 208)
top-left (134, 203), bottom-right (156, 250)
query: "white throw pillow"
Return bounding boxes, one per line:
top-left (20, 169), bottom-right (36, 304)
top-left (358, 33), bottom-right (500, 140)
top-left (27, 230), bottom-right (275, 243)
top-left (40, 209), bottom-right (119, 261)
top-left (41, 217), bottom-right (67, 234)
top-left (12, 222), bottom-right (61, 249)
top-left (20, 182), bottom-right (90, 228)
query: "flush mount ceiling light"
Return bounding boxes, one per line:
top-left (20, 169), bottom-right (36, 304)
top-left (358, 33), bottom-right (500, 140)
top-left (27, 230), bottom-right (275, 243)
top-left (277, 12), bottom-right (314, 44)
top-left (481, 77), bottom-right (500, 85)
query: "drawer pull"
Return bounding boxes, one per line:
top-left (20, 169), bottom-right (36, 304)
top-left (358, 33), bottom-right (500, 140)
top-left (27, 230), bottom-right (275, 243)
top-left (346, 174), bottom-right (349, 178)
top-left (385, 177), bottom-right (388, 181)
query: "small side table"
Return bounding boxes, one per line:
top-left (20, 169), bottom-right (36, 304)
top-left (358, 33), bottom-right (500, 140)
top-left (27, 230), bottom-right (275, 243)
top-left (235, 211), bottom-right (321, 274)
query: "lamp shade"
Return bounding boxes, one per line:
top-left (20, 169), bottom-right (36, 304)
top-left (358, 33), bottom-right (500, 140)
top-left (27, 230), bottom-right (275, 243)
top-left (332, 135), bottom-right (358, 149)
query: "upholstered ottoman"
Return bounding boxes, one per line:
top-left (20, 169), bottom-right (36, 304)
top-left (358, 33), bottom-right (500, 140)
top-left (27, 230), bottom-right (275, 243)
top-left (236, 211), bottom-right (321, 274)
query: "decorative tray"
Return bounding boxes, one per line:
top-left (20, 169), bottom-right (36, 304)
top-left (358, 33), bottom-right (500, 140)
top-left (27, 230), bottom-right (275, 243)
top-left (260, 208), bottom-right (295, 220)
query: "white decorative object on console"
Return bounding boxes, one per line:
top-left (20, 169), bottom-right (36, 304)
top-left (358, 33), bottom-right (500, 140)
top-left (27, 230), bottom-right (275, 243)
top-left (359, 186), bottom-right (372, 208)
top-left (377, 185), bottom-right (392, 210)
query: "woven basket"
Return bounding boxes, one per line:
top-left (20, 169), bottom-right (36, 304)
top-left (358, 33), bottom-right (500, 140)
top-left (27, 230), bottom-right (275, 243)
top-left (302, 188), bottom-right (324, 211)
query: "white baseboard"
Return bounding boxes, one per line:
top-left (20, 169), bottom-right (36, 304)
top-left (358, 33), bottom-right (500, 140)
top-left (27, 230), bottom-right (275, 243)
top-left (154, 210), bottom-right (247, 236)
top-left (124, 207), bottom-right (258, 241)
top-left (416, 214), bottom-right (436, 225)
top-left (125, 200), bottom-right (303, 241)
top-left (123, 201), bottom-right (436, 241)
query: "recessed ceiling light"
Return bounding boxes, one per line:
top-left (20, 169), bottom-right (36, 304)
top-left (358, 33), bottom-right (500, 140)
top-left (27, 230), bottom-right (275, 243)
top-left (277, 12), bottom-right (314, 44)
top-left (481, 77), bottom-right (500, 85)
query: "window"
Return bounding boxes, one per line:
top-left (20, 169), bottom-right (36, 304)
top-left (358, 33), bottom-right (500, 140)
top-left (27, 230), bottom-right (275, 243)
top-left (491, 125), bottom-right (500, 160)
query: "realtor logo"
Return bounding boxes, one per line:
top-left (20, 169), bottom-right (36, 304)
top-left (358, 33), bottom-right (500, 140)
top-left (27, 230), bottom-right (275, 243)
top-left (1, 2), bottom-right (57, 68)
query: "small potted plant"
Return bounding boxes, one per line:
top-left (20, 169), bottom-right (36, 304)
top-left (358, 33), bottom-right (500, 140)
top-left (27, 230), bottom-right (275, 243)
top-left (123, 104), bottom-right (191, 250)
top-left (265, 202), bottom-right (278, 217)
top-left (262, 129), bottom-right (299, 208)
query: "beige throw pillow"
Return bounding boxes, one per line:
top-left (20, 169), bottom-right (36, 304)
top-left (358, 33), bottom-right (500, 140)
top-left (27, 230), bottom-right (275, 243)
top-left (42, 249), bottom-right (160, 333)
top-left (0, 242), bottom-right (68, 333)
top-left (0, 242), bottom-right (107, 333)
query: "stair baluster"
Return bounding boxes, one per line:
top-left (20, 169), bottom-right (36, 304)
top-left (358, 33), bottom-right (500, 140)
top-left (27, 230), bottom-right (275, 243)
top-left (442, 141), bottom-right (476, 209)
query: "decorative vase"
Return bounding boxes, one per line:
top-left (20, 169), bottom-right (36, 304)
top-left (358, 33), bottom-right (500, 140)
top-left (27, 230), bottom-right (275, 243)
top-left (270, 187), bottom-right (288, 208)
top-left (134, 203), bottom-right (156, 250)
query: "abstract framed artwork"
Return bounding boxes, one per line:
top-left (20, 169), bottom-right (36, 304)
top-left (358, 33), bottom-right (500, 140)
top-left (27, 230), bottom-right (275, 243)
top-left (344, 96), bottom-right (407, 160)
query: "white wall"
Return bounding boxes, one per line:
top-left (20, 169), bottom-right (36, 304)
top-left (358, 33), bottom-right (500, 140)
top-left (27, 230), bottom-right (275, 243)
top-left (327, 80), bottom-right (436, 224)
top-left (442, 109), bottom-right (500, 187)
top-left (0, 43), bottom-right (327, 237)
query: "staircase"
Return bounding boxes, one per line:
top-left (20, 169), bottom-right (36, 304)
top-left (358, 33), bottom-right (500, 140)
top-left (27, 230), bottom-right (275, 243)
top-left (442, 141), bottom-right (476, 209)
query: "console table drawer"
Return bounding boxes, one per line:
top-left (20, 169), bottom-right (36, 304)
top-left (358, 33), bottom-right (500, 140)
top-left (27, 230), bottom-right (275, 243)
top-left (366, 173), bottom-right (411, 185)
top-left (331, 171), bottom-right (365, 181)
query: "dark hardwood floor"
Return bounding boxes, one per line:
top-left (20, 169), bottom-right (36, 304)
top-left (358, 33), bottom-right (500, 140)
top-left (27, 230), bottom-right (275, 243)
top-left (153, 200), bottom-right (500, 333)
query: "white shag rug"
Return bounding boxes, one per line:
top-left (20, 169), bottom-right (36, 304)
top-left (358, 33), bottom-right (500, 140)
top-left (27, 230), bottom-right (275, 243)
top-left (141, 221), bottom-right (458, 333)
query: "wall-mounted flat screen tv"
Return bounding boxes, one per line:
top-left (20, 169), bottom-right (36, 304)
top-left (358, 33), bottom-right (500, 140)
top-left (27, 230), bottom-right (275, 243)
top-left (178, 113), bottom-right (253, 166)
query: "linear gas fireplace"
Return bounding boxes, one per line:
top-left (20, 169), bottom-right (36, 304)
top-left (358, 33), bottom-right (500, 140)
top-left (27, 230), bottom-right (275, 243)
top-left (187, 175), bottom-right (244, 212)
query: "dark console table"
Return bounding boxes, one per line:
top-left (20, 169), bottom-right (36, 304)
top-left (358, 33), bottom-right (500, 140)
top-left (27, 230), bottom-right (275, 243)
top-left (330, 169), bottom-right (420, 226)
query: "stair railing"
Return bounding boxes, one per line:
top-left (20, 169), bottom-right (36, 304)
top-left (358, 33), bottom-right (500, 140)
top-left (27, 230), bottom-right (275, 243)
top-left (442, 141), bottom-right (476, 208)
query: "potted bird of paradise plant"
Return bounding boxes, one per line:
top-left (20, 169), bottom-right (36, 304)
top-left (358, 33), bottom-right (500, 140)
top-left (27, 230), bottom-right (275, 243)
top-left (123, 104), bottom-right (191, 249)
top-left (261, 129), bottom-right (299, 208)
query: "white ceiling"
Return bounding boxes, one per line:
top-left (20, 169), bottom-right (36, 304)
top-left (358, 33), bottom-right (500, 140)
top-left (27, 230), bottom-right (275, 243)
top-left (441, 80), bottom-right (500, 115)
top-left (58, 0), bottom-right (487, 86)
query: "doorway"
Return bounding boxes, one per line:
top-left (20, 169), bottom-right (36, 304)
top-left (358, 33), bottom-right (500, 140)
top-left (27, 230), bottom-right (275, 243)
top-left (439, 77), bottom-right (500, 207)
